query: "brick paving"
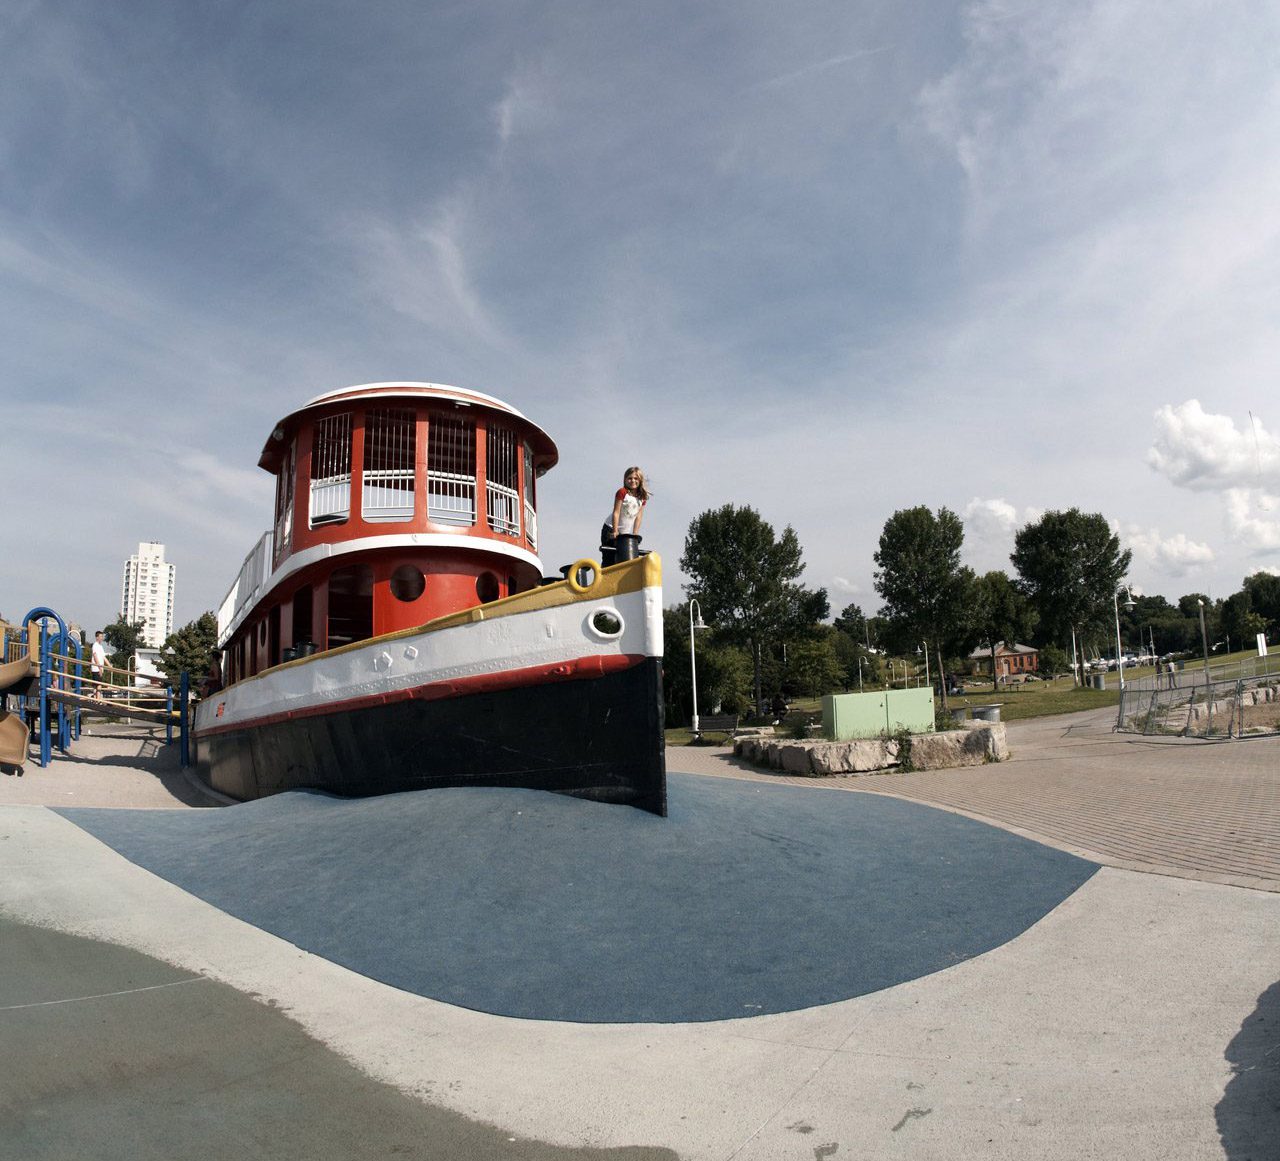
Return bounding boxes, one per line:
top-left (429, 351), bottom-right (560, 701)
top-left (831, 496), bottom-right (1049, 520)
top-left (666, 708), bottom-right (1280, 893)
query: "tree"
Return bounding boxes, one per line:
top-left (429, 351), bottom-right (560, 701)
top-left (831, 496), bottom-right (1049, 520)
top-left (785, 629), bottom-right (844, 700)
top-left (873, 506), bottom-right (976, 707)
top-left (159, 612), bottom-right (218, 688)
top-left (831, 625), bottom-right (881, 691)
top-left (833, 603), bottom-right (867, 646)
top-left (662, 603), bottom-right (754, 726)
top-left (1243, 572), bottom-right (1280, 638)
top-left (972, 570), bottom-right (1036, 692)
top-left (680, 505), bottom-right (828, 715)
top-left (101, 616), bottom-right (149, 677)
top-left (1011, 509), bottom-right (1131, 684)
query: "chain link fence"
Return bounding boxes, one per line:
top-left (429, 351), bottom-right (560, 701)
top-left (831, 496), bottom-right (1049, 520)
top-left (1118, 668), bottom-right (1280, 738)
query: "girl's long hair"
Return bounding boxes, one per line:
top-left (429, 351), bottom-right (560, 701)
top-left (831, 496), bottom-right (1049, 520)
top-left (624, 466), bottom-right (651, 503)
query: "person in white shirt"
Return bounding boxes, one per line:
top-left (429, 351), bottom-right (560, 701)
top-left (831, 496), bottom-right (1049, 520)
top-left (91, 631), bottom-right (108, 699)
top-left (600, 466), bottom-right (650, 564)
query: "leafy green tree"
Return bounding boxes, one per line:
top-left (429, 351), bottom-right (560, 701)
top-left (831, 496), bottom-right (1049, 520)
top-left (662, 603), bottom-right (754, 726)
top-left (786, 629), bottom-right (844, 700)
top-left (1038, 644), bottom-right (1070, 677)
top-left (1243, 572), bottom-right (1280, 637)
top-left (680, 505), bottom-right (828, 715)
top-left (833, 603), bottom-right (867, 646)
top-left (1011, 509), bottom-right (1132, 683)
top-left (1178, 593), bottom-right (1219, 653)
top-left (873, 506), bottom-right (976, 706)
top-left (971, 570), bottom-right (1036, 692)
top-left (159, 612), bottom-right (218, 687)
top-left (831, 627), bottom-right (880, 691)
top-left (102, 616), bottom-right (149, 679)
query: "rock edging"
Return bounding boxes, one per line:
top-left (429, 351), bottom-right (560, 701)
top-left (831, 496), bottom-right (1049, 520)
top-left (733, 722), bottom-right (1009, 776)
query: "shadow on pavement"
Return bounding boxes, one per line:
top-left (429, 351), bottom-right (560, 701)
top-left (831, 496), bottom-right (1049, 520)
top-left (0, 916), bottom-right (677, 1161)
top-left (1216, 979), bottom-right (1280, 1159)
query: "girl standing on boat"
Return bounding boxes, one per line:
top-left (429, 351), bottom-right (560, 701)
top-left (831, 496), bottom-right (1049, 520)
top-left (601, 466), bottom-right (650, 564)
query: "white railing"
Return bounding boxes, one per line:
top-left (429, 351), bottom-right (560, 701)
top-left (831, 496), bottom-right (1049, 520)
top-left (362, 408), bottom-right (415, 522)
top-left (310, 413), bottom-right (352, 526)
top-left (486, 424), bottom-right (520, 537)
top-left (522, 442), bottom-right (537, 549)
top-left (216, 531), bottom-right (273, 645)
top-left (428, 414), bottom-right (476, 526)
top-left (487, 482), bottom-right (521, 537)
top-left (427, 471), bottom-right (476, 525)
top-left (362, 469), bottom-right (415, 521)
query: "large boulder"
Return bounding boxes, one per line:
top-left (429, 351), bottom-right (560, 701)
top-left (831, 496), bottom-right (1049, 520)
top-left (909, 723), bottom-right (1008, 770)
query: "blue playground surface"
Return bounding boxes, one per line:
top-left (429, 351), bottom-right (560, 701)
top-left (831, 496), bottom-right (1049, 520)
top-left (59, 773), bottom-right (1098, 1023)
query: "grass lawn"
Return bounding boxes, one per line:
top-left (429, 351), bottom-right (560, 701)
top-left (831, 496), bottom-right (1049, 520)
top-left (663, 675), bottom-right (1122, 745)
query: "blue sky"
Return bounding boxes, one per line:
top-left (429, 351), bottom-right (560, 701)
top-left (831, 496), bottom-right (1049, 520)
top-left (3, 0), bottom-right (1279, 636)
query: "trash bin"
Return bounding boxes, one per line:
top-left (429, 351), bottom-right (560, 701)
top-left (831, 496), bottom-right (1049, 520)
top-left (1091, 673), bottom-right (1105, 690)
top-left (949, 707), bottom-right (969, 725)
top-left (971, 705), bottom-right (1001, 722)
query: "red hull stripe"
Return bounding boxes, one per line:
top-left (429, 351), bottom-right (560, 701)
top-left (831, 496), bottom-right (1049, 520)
top-left (196, 652), bottom-right (646, 739)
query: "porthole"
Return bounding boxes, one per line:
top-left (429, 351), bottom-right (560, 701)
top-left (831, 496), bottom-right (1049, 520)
top-left (476, 572), bottom-right (500, 603)
top-left (588, 609), bottom-right (624, 639)
top-left (390, 564), bottom-right (426, 602)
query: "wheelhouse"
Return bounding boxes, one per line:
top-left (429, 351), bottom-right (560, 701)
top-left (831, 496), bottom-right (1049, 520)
top-left (216, 383), bottom-right (558, 685)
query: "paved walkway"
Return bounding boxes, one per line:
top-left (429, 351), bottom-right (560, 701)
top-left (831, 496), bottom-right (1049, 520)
top-left (667, 709), bottom-right (1280, 892)
top-left (2, 716), bottom-right (1278, 1159)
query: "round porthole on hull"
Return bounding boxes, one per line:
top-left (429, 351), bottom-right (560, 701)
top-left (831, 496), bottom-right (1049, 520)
top-left (588, 609), bottom-right (624, 638)
top-left (390, 565), bottom-right (426, 602)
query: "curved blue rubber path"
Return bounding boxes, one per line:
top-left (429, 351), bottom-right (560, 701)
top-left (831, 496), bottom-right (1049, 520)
top-left (58, 773), bottom-right (1098, 1023)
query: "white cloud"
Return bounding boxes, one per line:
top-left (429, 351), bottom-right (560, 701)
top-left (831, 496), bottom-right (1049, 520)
top-left (1147, 400), bottom-right (1280, 492)
top-left (961, 497), bottom-right (1043, 575)
top-left (350, 202), bottom-right (507, 349)
top-left (1225, 488), bottom-right (1280, 553)
top-left (1121, 525), bottom-right (1215, 577)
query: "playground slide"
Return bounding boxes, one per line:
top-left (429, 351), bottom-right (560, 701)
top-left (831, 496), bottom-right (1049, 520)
top-left (0, 710), bottom-right (26, 768)
top-left (0, 651), bottom-right (37, 695)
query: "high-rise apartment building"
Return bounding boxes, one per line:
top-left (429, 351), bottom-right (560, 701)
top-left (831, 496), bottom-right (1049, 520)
top-left (121, 541), bottom-right (176, 647)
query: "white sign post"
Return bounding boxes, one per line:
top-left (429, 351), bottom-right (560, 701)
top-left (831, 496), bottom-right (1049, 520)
top-left (1258, 633), bottom-right (1269, 657)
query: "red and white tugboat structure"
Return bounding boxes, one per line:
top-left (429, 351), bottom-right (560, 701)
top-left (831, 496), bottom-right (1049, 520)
top-left (192, 382), bottom-right (666, 814)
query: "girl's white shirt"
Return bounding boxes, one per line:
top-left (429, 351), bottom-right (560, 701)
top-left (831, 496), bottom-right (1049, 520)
top-left (613, 490), bottom-right (643, 534)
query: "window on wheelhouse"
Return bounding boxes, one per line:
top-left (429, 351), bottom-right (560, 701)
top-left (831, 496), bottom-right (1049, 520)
top-left (427, 414), bottom-right (476, 526)
top-left (326, 565), bottom-right (373, 649)
top-left (486, 424), bottom-right (520, 537)
top-left (522, 442), bottom-right (537, 549)
top-left (273, 438), bottom-right (295, 563)
top-left (362, 408), bottom-right (415, 522)
top-left (310, 413), bottom-right (352, 527)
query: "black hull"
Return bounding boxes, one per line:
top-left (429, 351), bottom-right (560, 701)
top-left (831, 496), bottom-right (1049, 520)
top-left (195, 658), bottom-right (666, 816)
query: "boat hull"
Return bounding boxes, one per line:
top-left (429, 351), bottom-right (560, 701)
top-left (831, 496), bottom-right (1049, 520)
top-left (197, 657), bottom-right (664, 813)
top-left (193, 556), bottom-right (667, 814)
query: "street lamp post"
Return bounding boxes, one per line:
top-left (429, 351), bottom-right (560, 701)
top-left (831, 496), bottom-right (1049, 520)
top-left (689, 599), bottom-right (708, 736)
top-left (1197, 599), bottom-right (1211, 684)
top-left (1113, 584), bottom-right (1136, 691)
top-left (857, 654), bottom-right (864, 693)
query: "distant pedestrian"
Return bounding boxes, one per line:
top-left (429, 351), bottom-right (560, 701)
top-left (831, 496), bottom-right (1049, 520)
top-left (600, 466), bottom-right (650, 565)
top-left (91, 631), bottom-right (108, 699)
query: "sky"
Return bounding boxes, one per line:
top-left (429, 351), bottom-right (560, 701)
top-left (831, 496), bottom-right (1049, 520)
top-left (3, 0), bottom-right (1279, 637)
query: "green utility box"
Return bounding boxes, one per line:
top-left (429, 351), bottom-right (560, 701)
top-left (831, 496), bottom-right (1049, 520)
top-left (821, 688), bottom-right (936, 740)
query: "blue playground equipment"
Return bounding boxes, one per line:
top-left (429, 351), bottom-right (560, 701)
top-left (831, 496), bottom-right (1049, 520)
top-left (0, 607), bottom-right (190, 772)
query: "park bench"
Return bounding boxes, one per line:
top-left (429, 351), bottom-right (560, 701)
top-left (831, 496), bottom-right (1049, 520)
top-left (694, 713), bottom-right (740, 741)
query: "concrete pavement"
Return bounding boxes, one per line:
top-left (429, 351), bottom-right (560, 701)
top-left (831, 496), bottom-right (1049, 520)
top-left (1, 717), bottom-right (1277, 1159)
